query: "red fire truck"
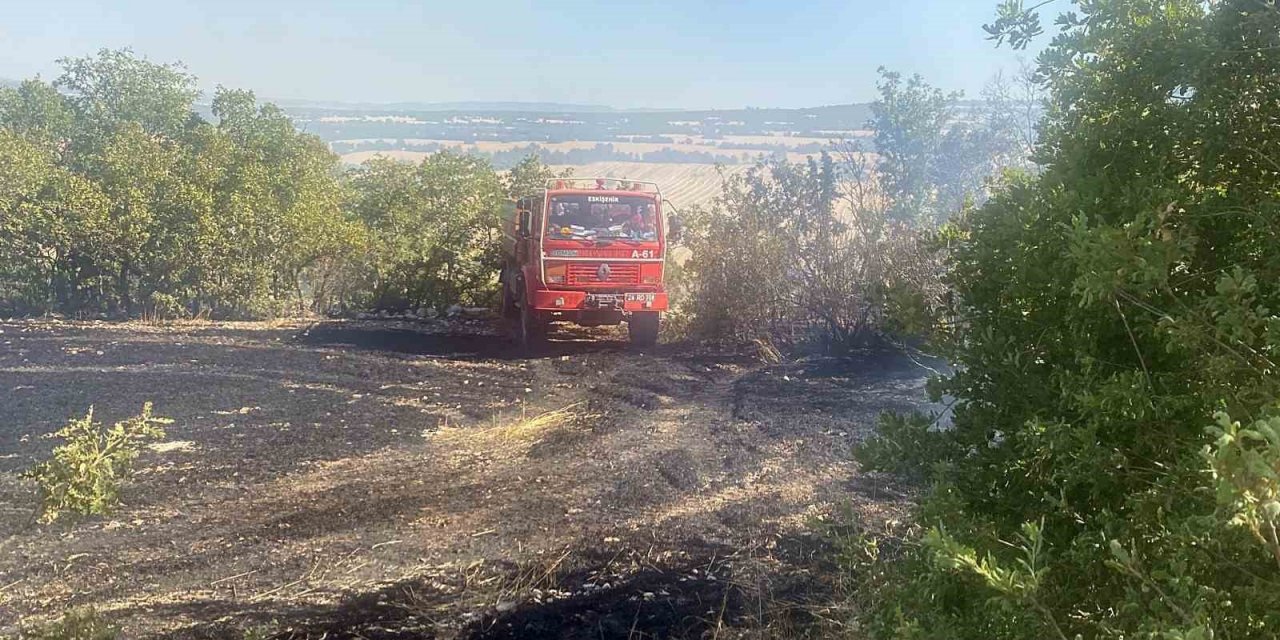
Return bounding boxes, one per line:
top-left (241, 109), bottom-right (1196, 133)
top-left (499, 178), bottom-right (678, 349)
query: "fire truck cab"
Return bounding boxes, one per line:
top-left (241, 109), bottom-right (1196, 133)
top-left (499, 178), bottom-right (677, 349)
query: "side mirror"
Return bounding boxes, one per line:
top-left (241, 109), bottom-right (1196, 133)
top-left (667, 215), bottom-right (683, 245)
top-left (517, 210), bottom-right (532, 238)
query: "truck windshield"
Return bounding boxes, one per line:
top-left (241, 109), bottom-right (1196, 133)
top-left (545, 195), bottom-right (658, 242)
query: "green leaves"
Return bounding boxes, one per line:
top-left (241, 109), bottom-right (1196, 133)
top-left (0, 50), bottom-right (355, 318)
top-left (504, 153), bottom-right (571, 200)
top-left (347, 151), bottom-right (506, 310)
top-left (870, 68), bottom-right (1029, 226)
top-left (983, 0), bottom-right (1047, 50)
top-left (0, 78), bottom-right (75, 148)
top-left (860, 1), bottom-right (1280, 638)
top-left (24, 403), bottom-right (171, 523)
top-left (1205, 411), bottom-right (1280, 565)
top-left (56, 48), bottom-right (198, 141)
top-left (854, 412), bottom-right (956, 477)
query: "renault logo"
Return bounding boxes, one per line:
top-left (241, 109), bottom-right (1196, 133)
top-left (596, 263), bottom-right (611, 281)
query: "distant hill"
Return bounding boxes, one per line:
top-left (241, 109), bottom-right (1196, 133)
top-left (288, 101), bottom-right (877, 145)
top-left (0, 77), bottom-right (20, 89)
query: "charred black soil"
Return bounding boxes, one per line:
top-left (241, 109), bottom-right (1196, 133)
top-left (0, 318), bottom-right (930, 638)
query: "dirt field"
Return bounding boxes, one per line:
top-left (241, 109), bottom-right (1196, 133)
top-left (0, 318), bottom-right (931, 638)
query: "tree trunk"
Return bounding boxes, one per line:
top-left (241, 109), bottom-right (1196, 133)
top-left (117, 261), bottom-right (133, 316)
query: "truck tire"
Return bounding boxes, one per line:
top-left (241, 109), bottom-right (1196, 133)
top-left (518, 297), bottom-right (548, 352)
top-left (500, 273), bottom-right (517, 319)
top-left (628, 312), bottom-right (660, 347)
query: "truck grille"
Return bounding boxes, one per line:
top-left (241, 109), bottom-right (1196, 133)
top-left (566, 262), bottom-right (641, 285)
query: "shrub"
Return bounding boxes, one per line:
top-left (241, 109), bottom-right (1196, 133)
top-left (346, 152), bottom-right (506, 311)
top-left (683, 155), bottom-right (944, 352)
top-left (24, 403), bottom-right (170, 523)
top-left (852, 412), bottom-right (953, 479)
top-left (856, 1), bottom-right (1280, 638)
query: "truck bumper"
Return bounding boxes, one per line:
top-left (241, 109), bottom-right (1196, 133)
top-left (531, 290), bottom-right (668, 312)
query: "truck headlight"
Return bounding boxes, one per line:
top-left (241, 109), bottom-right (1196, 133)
top-left (545, 262), bottom-right (567, 284)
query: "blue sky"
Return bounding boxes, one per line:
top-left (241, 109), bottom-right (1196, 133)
top-left (0, 0), bottom-right (1042, 109)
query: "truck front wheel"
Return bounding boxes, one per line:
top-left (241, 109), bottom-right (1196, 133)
top-left (518, 298), bottom-right (548, 351)
top-left (500, 274), bottom-right (517, 319)
top-left (628, 312), bottom-right (660, 347)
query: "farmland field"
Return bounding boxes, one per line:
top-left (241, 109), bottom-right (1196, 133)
top-left (331, 158), bottom-right (750, 209)
top-left (546, 162), bottom-right (752, 209)
top-left (686, 134), bottom-right (870, 147)
top-left (339, 146), bottom-right (817, 166)
top-left (342, 139), bottom-right (733, 155)
top-left (332, 127), bottom-right (881, 210)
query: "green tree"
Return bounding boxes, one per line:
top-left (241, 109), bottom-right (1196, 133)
top-left (858, 1), bottom-right (1280, 638)
top-left (0, 78), bottom-right (74, 148)
top-left (0, 128), bottom-right (111, 314)
top-left (50, 49), bottom-right (199, 314)
top-left (503, 153), bottom-right (571, 199)
top-left (869, 68), bottom-right (1028, 225)
top-left (870, 69), bottom-right (958, 223)
top-left (349, 151), bottom-right (505, 310)
top-left (0, 50), bottom-right (353, 317)
top-left (55, 48), bottom-right (198, 142)
top-left (199, 87), bottom-right (353, 316)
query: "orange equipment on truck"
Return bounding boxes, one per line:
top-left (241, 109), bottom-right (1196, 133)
top-left (499, 178), bottom-right (680, 349)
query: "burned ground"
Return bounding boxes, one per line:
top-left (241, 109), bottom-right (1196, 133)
top-left (0, 318), bottom-right (932, 638)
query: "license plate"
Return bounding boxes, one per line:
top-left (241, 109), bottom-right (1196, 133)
top-left (586, 294), bottom-right (623, 307)
top-left (625, 293), bottom-right (656, 303)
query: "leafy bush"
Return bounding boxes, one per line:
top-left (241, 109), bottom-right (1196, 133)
top-left (856, 1), bottom-right (1280, 638)
top-left (680, 67), bottom-right (1029, 353)
top-left (852, 412), bottom-right (953, 479)
top-left (346, 152), bottom-right (506, 311)
top-left (24, 403), bottom-right (170, 523)
top-left (1205, 412), bottom-right (1280, 567)
top-left (682, 154), bottom-right (944, 352)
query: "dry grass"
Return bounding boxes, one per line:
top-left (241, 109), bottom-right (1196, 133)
top-left (753, 339), bottom-right (784, 365)
top-left (431, 403), bottom-right (587, 455)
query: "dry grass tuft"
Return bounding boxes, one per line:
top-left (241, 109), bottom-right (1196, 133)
top-left (432, 403), bottom-right (590, 456)
top-left (753, 339), bottom-right (784, 365)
